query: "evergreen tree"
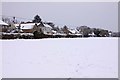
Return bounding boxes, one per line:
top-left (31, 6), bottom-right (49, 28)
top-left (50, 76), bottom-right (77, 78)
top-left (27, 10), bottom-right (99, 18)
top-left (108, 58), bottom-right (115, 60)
top-left (33, 15), bottom-right (42, 23)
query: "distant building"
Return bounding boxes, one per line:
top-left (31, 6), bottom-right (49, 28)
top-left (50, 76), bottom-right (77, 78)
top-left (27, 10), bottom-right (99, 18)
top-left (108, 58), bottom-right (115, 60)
top-left (14, 23), bottom-right (36, 33)
top-left (14, 22), bottom-right (53, 34)
top-left (39, 23), bottom-right (53, 35)
top-left (0, 20), bottom-right (8, 32)
top-left (68, 28), bottom-right (79, 34)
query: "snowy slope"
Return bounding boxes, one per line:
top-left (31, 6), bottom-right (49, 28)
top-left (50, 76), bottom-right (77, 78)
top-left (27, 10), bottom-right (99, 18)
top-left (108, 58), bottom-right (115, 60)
top-left (2, 38), bottom-right (118, 78)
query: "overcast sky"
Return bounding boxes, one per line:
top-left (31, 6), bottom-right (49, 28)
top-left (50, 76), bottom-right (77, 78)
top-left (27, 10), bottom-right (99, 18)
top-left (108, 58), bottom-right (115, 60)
top-left (2, 2), bottom-right (118, 31)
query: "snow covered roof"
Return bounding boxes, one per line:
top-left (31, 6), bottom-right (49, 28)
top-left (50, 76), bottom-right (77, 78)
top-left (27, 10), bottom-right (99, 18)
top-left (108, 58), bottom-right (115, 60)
top-left (52, 30), bottom-right (57, 33)
top-left (0, 20), bottom-right (8, 26)
top-left (69, 29), bottom-right (77, 34)
top-left (43, 24), bottom-right (52, 28)
top-left (14, 23), bottom-right (52, 29)
top-left (15, 23), bottom-right (36, 29)
top-left (21, 25), bottom-right (34, 29)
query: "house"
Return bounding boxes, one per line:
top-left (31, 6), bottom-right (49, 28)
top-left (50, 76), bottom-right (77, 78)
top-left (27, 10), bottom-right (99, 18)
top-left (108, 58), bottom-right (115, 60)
top-left (0, 20), bottom-right (9, 39)
top-left (0, 20), bottom-right (8, 32)
top-left (39, 23), bottom-right (53, 35)
top-left (68, 28), bottom-right (79, 34)
top-left (14, 23), bottom-right (37, 33)
top-left (14, 22), bottom-right (53, 34)
top-left (0, 20), bottom-right (8, 25)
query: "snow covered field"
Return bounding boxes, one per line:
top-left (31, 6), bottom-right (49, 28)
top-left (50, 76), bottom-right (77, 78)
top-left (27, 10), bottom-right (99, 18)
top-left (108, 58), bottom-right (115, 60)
top-left (1, 38), bottom-right (118, 78)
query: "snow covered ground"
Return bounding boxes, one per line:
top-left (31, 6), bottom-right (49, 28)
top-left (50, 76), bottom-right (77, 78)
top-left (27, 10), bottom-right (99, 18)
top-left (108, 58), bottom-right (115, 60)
top-left (1, 37), bottom-right (118, 78)
top-left (0, 41), bottom-right (2, 79)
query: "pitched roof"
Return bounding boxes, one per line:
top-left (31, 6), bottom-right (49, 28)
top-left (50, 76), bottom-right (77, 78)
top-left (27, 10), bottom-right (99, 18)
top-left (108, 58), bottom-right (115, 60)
top-left (15, 23), bottom-right (36, 29)
top-left (14, 22), bottom-right (52, 29)
top-left (0, 20), bottom-right (8, 25)
top-left (43, 24), bottom-right (52, 28)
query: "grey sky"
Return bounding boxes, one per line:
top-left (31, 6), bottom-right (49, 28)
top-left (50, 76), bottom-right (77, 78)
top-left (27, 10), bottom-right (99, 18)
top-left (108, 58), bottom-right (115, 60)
top-left (2, 2), bottom-right (118, 31)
